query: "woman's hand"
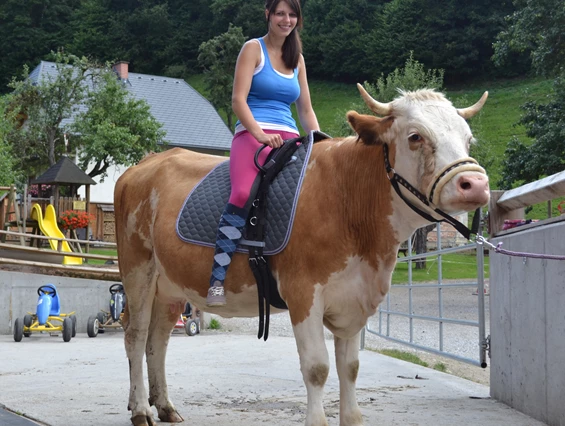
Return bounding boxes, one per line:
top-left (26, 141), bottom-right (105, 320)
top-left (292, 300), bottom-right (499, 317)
top-left (256, 132), bottom-right (284, 148)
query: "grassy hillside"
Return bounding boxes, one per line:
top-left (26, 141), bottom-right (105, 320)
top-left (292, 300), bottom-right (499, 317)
top-left (186, 75), bottom-right (553, 191)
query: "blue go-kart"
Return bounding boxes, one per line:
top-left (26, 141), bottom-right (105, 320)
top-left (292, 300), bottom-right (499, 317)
top-left (13, 284), bottom-right (76, 343)
top-left (87, 283), bottom-right (126, 337)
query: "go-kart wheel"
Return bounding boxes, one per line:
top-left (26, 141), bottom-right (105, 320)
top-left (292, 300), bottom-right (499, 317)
top-left (23, 314), bottom-right (33, 327)
top-left (13, 318), bottom-right (24, 342)
top-left (185, 320), bottom-right (199, 336)
top-left (87, 315), bottom-right (99, 338)
top-left (70, 315), bottom-right (77, 337)
top-left (62, 317), bottom-right (72, 342)
top-left (97, 312), bottom-right (107, 333)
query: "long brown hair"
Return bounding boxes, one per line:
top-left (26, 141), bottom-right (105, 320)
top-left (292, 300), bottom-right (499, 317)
top-left (265, 0), bottom-right (303, 69)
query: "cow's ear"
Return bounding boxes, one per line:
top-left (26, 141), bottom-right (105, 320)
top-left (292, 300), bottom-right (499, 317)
top-left (346, 111), bottom-right (392, 146)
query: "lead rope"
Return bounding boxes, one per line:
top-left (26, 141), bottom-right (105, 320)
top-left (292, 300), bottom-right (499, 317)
top-left (476, 235), bottom-right (565, 261)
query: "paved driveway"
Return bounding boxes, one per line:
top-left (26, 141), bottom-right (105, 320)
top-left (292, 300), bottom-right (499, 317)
top-left (0, 331), bottom-right (543, 426)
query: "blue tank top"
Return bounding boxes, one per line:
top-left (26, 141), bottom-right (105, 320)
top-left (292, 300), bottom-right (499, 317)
top-left (235, 38), bottom-right (300, 134)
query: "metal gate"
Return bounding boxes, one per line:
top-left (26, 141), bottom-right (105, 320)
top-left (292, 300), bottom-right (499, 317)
top-left (361, 221), bottom-right (489, 368)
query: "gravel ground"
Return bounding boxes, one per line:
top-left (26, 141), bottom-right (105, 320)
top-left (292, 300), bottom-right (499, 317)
top-left (208, 281), bottom-right (491, 386)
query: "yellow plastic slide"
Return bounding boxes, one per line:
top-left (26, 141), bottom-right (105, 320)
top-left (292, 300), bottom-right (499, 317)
top-left (31, 204), bottom-right (83, 265)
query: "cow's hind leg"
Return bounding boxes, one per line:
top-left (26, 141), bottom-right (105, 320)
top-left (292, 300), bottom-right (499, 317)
top-left (292, 309), bottom-right (330, 426)
top-left (146, 295), bottom-right (184, 422)
top-left (335, 333), bottom-right (363, 425)
top-left (123, 267), bottom-right (158, 426)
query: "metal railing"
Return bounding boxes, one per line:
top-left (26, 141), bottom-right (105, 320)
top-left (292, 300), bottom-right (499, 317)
top-left (362, 221), bottom-right (489, 368)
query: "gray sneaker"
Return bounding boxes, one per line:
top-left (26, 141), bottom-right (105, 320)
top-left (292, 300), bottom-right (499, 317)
top-left (206, 282), bottom-right (226, 307)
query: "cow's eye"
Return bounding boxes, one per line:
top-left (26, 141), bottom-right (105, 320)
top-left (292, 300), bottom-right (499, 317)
top-left (467, 137), bottom-right (475, 152)
top-left (408, 133), bottom-right (422, 143)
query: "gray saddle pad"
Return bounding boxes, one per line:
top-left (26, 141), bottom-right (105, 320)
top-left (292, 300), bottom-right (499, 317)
top-left (176, 131), bottom-right (328, 255)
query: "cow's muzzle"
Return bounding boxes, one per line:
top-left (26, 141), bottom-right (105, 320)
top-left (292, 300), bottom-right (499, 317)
top-left (426, 158), bottom-right (486, 206)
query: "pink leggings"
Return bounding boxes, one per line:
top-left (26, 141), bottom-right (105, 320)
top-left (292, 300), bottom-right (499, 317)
top-left (228, 129), bottom-right (299, 208)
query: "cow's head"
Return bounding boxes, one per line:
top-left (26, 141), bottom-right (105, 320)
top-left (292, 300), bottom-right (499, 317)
top-left (347, 84), bottom-right (490, 214)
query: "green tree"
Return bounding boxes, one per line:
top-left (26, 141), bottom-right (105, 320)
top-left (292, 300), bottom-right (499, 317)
top-left (7, 51), bottom-right (165, 180)
top-left (0, 0), bottom-right (79, 93)
top-left (499, 77), bottom-right (565, 188)
top-left (116, 3), bottom-right (174, 74)
top-left (374, 0), bottom-right (518, 83)
top-left (8, 52), bottom-right (95, 169)
top-left (493, 0), bottom-right (565, 77)
top-left (66, 0), bottom-right (123, 63)
top-left (198, 24), bottom-right (246, 130)
top-left (302, 0), bottom-right (382, 81)
top-left (163, 0), bottom-right (217, 77)
top-left (495, 0), bottom-right (565, 188)
top-left (70, 70), bottom-right (166, 180)
top-left (210, 0), bottom-right (265, 39)
top-left (0, 95), bottom-right (21, 185)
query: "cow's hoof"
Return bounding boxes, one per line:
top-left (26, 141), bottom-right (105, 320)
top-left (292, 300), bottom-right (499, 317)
top-left (158, 407), bottom-right (184, 423)
top-left (131, 414), bottom-right (157, 426)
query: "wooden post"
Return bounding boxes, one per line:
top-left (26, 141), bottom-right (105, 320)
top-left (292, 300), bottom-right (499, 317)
top-left (22, 184), bottom-right (27, 232)
top-left (70, 229), bottom-right (83, 253)
top-left (488, 190), bottom-right (525, 236)
top-left (85, 185), bottom-right (91, 256)
top-left (53, 184), bottom-right (59, 217)
top-left (7, 185), bottom-right (25, 245)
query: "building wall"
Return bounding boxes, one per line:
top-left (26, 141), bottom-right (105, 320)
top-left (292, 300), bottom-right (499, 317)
top-left (78, 163), bottom-right (125, 204)
top-left (490, 218), bottom-right (565, 426)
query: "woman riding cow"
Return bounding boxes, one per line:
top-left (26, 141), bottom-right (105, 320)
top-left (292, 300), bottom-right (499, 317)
top-left (207, 0), bottom-right (320, 307)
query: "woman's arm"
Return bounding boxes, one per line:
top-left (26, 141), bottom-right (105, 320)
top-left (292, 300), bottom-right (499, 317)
top-left (232, 41), bottom-right (284, 148)
top-left (295, 55), bottom-right (320, 134)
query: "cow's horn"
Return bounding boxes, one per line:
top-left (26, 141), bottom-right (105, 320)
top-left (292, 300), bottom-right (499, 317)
top-left (357, 83), bottom-right (392, 116)
top-left (457, 91), bottom-right (489, 119)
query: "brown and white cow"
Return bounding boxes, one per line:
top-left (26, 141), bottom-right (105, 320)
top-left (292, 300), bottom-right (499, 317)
top-left (114, 84), bottom-right (490, 426)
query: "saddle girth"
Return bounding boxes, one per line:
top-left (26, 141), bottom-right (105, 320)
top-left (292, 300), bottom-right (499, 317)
top-left (245, 137), bottom-right (303, 341)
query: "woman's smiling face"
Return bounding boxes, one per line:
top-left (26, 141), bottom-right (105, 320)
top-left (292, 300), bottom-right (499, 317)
top-left (266, 1), bottom-right (298, 36)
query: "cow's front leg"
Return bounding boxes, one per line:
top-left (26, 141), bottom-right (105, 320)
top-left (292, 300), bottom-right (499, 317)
top-left (146, 296), bottom-right (184, 423)
top-left (292, 308), bottom-right (330, 426)
top-left (335, 333), bottom-right (363, 425)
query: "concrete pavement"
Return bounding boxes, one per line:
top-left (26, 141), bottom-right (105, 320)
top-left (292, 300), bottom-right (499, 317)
top-left (0, 331), bottom-right (546, 426)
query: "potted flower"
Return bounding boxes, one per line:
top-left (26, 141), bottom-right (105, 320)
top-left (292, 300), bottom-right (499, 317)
top-left (59, 210), bottom-right (95, 239)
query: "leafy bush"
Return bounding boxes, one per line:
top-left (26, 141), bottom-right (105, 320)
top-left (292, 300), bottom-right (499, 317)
top-left (368, 52), bottom-right (444, 103)
top-left (208, 318), bottom-right (221, 330)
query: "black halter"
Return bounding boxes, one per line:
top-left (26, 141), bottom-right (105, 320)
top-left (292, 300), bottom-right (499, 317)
top-left (382, 143), bottom-right (481, 240)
